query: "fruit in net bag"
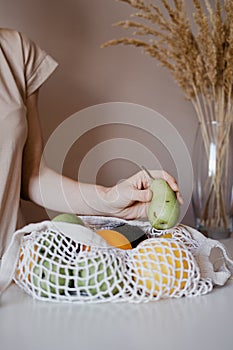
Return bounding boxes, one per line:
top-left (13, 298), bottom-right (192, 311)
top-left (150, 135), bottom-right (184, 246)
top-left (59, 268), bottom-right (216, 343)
top-left (52, 213), bottom-right (85, 226)
top-left (73, 253), bottom-right (124, 298)
top-left (148, 178), bottom-right (180, 229)
top-left (132, 238), bottom-right (191, 297)
top-left (96, 229), bottom-right (132, 250)
top-left (27, 232), bottom-right (74, 297)
top-left (32, 257), bottom-right (69, 297)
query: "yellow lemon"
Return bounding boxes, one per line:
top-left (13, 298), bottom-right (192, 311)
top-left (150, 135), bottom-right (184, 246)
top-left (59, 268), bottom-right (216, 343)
top-left (133, 238), bottom-right (189, 296)
top-left (96, 229), bottom-right (132, 250)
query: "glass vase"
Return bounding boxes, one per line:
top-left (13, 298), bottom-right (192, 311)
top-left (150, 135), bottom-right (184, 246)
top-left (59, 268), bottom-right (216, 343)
top-left (192, 121), bottom-right (233, 239)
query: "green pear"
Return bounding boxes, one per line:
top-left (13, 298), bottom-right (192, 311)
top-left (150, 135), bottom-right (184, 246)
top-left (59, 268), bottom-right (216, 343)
top-left (52, 213), bottom-right (85, 226)
top-left (148, 178), bottom-right (180, 230)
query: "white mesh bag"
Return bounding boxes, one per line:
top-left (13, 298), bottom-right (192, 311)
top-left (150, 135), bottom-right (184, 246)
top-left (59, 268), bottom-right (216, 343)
top-left (0, 216), bottom-right (233, 304)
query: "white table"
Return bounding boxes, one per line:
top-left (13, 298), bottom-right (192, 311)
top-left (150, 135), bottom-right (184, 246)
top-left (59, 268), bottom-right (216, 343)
top-left (1, 237), bottom-right (233, 350)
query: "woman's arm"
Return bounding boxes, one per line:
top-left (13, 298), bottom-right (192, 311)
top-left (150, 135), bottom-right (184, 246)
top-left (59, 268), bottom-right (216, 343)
top-left (21, 91), bottom-right (182, 219)
top-left (21, 91), bottom-right (111, 216)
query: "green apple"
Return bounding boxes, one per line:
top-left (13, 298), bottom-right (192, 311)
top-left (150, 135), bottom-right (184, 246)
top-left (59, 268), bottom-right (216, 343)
top-left (32, 258), bottom-right (68, 297)
top-left (52, 213), bottom-right (85, 226)
top-left (148, 178), bottom-right (180, 230)
top-left (74, 257), bottom-right (122, 297)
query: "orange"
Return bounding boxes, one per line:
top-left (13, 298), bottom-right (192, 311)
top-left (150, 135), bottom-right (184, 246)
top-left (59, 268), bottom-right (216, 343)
top-left (133, 239), bottom-right (189, 296)
top-left (96, 229), bottom-right (132, 250)
top-left (16, 245), bottom-right (39, 282)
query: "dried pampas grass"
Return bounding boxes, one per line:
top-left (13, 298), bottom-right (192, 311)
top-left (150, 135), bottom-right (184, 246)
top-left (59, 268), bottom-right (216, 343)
top-left (102, 0), bottom-right (233, 121)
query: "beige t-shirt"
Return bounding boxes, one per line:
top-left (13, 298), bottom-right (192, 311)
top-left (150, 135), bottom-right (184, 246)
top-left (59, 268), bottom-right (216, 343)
top-left (0, 28), bottom-right (58, 258)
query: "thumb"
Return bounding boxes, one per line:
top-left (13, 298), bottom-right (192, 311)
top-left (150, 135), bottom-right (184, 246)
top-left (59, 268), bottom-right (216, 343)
top-left (132, 189), bottom-right (152, 203)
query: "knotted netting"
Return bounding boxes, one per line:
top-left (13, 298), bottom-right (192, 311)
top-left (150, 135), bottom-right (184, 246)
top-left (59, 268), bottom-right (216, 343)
top-left (16, 227), bottom-right (127, 302)
top-left (1, 216), bottom-right (233, 303)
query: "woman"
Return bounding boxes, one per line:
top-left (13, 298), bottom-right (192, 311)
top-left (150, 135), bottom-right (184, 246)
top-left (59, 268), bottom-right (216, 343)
top-left (0, 28), bottom-right (182, 258)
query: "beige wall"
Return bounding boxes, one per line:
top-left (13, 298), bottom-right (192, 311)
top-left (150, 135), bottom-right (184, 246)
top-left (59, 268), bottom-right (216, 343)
top-left (0, 0), bottom-right (198, 225)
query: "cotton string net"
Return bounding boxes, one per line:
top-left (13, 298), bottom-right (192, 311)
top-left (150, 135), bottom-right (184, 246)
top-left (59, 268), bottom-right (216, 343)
top-left (14, 219), bottom-right (214, 303)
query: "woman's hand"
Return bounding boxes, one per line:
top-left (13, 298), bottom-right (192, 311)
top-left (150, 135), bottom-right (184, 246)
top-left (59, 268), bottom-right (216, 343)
top-left (103, 170), bottom-right (183, 220)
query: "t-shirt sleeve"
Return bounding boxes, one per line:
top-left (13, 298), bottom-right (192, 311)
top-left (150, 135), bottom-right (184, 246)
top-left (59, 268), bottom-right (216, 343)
top-left (19, 32), bottom-right (58, 97)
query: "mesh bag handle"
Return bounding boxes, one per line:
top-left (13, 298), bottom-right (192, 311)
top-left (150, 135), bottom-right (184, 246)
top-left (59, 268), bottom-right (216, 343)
top-left (150, 224), bottom-right (233, 285)
top-left (0, 222), bottom-right (48, 295)
top-left (180, 225), bottom-right (233, 285)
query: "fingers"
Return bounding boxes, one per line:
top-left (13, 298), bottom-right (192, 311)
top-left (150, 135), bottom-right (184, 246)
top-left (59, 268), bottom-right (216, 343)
top-left (161, 171), bottom-right (178, 190)
top-left (162, 171), bottom-right (184, 205)
top-left (147, 170), bottom-right (183, 205)
top-left (148, 170), bottom-right (177, 190)
top-left (131, 188), bottom-right (152, 203)
top-left (129, 170), bottom-right (151, 190)
top-left (176, 191), bottom-right (184, 205)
